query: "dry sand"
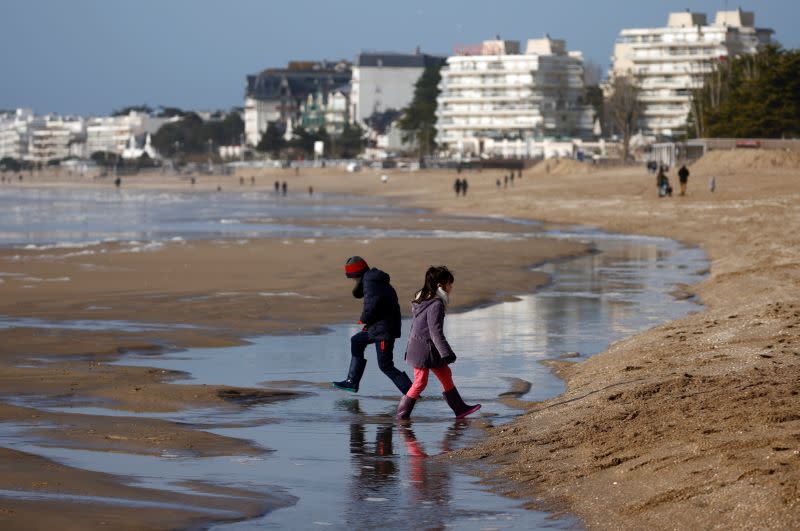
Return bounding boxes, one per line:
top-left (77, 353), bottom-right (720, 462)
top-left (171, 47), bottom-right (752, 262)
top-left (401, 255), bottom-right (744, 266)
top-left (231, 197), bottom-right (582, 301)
top-left (412, 153), bottom-right (798, 530)
top-left (2, 150), bottom-right (798, 529)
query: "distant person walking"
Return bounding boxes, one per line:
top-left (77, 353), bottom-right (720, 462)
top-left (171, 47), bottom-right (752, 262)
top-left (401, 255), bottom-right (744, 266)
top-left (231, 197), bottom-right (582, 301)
top-left (333, 257), bottom-right (412, 395)
top-left (709, 176), bottom-right (716, 193)
top-left (678, 165), bottom-right (690, 196)
top-left (274, 181), bottom-right (280, 194)
top-left (454, 178), bottom-right (462, 197)
top-left (496, 178), bottom-right (501, 189)
top-left (461, 178), bottom-right (468, 196)
top-left (657, 166), bottom-right (672, 197)
top-left (281, 181), bottom-right (287, 196)
top-left (308, 185), bottom-right (314, 196)
top-left (504, 175), bottom-right (508, 188)
top-left (396, 266), bottom-right (481, 420)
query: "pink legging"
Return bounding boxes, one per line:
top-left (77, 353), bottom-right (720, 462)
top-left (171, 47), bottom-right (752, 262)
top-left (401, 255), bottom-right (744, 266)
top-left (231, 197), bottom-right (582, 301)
top-left (407, 366), bottom-right (455, 399)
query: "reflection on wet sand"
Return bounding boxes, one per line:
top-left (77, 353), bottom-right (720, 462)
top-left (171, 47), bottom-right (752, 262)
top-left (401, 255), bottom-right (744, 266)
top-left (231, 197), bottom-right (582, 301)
top-left (341, 394), bottom-right (474, 530)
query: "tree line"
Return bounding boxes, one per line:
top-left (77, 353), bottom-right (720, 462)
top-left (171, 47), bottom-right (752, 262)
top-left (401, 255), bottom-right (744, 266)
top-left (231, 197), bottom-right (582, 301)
top-left (151, 111), bottom-right (244, 158)
top-left (255, 122), bottom-right (366, 159)
top-left (689, 45), bottom-right (799, 139)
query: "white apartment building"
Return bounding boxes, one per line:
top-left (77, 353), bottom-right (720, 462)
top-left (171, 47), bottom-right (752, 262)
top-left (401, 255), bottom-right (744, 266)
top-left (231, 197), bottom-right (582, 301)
top-left (86, 112), bottom-right (171, 155)
top-left (350, 51), bottom-right (445, 126)
top-left (436, 38), bottom-right (594, 157)
top-left (612, 8), bottom-right (773, 138)
top-left (27, 117), bottom-right (85, 162)
top-left (0, 109), bottom-right (87, 163)
top-left (0, 109), bottom-right (34, 160)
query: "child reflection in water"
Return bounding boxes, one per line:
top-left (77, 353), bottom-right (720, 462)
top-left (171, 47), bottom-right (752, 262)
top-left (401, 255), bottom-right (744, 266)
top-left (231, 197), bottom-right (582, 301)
top-left (343, 401), bottom-right (467, 527)
top-left (399, 423), bottom-right (465, 507)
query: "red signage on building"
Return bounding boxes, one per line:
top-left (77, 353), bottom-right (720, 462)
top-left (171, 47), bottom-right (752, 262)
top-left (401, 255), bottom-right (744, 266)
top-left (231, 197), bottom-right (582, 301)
top-left (453, 44), bottom-right (483, 56)
top-left (735, 140), bottom-right (761, 149)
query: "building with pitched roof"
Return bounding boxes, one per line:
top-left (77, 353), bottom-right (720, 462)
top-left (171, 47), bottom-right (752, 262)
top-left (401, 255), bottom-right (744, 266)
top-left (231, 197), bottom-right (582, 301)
top-left (243, 61), bottom-right (351, 146)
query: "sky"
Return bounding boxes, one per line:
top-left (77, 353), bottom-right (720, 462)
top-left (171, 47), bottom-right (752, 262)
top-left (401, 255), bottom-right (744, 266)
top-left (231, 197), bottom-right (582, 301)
top-left (1, 0), bottom-right (798, 116)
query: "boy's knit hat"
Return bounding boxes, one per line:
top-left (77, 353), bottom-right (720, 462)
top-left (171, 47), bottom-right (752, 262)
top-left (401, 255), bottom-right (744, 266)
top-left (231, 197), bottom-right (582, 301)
top-left (344, 256), bottom-right (369, 278)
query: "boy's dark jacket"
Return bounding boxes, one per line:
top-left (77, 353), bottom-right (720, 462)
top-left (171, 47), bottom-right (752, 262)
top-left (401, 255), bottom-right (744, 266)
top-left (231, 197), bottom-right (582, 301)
top-left (355, 268), bottom-right (402, 340)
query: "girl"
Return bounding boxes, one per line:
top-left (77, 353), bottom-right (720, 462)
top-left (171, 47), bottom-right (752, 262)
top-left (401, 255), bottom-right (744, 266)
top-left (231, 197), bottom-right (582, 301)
top-left (396, 266), bottom-right (481, 419)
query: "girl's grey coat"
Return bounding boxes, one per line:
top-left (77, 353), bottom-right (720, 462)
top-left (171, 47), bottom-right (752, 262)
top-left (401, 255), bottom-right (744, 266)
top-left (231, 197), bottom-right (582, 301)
top-left (404, 298), bottom-right (456, 369)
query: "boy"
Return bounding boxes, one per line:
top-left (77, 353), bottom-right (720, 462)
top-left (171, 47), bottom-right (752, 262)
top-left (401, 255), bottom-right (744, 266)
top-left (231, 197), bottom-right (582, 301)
top-left (332, 256), bottom-right (412, 394)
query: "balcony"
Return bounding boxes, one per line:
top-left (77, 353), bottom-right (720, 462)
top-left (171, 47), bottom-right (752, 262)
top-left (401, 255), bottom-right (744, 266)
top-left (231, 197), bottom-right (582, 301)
top-left (437, 109), bottom-right (542, 120)
top-left (444, 68), bottom-right (536, 76)
top-left (438, 94), bottom-right (538, 103)
top-left (641, 107), bottom-right (690, 117)
top-left (638, 93), bottom-right (691, 103)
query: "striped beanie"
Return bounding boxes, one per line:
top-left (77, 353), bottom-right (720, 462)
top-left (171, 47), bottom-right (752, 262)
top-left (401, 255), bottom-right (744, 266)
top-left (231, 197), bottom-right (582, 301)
top-left (344, 256), bottom-right (369, 278)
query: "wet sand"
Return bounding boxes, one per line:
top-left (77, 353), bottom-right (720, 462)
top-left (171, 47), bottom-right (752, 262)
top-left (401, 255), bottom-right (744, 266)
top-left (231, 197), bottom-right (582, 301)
top-left (189, 160), bottom-right (800, 528)
top-left (3, 153), bottom-right (798, 528)
top-left (0, 178), bottom-right (587, 529)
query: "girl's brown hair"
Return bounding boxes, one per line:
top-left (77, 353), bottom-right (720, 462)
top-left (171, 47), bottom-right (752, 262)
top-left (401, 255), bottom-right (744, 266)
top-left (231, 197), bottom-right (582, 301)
top-left (413, 266), bottom-right (454, 302)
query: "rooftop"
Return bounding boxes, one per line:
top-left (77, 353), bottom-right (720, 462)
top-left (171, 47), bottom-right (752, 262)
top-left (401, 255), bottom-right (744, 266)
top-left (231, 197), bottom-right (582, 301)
top-left (356, 52), bottom-right (445, 68)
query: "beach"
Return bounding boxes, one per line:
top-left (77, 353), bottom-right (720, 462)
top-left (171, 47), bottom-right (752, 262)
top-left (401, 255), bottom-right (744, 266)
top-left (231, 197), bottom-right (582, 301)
top-left (1, 150), bottom-right (798, 529)
top-left (429, 153), bottom-right (800, 529)
top-left (0, 175), bottom-right (590, 529)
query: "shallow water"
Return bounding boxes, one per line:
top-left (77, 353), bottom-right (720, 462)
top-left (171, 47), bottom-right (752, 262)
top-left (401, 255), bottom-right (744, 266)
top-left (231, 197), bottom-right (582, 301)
top-left (0, 187), bottom-right (531, 247)
top-left (1, 228), bottom-right (707, 529)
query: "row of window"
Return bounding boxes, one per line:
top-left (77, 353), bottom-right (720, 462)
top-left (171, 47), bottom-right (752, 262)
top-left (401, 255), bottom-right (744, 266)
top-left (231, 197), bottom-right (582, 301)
top-left (444, 75), bottom-right (535, 85)
top-left (617, 31), bottom-right (726, 45)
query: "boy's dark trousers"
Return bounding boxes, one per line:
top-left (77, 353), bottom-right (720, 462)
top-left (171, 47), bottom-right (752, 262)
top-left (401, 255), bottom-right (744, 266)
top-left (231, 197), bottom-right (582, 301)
top-left (350, 330), bottom-right (412, 394)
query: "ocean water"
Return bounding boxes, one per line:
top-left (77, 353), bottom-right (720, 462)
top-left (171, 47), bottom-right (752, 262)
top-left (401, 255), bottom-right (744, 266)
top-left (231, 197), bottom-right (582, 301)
top-left (0, 186), bottom-right (544, 249)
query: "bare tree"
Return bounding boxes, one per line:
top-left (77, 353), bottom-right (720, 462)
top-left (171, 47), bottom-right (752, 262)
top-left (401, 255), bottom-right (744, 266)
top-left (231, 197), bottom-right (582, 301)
top-left (605, 75), bottom-right (642, 162)
top-left (583, 59), bottom-right (605, 87)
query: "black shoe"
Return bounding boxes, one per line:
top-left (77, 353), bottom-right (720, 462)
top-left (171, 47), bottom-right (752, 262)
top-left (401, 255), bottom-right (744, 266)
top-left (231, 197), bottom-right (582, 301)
top-left (333, 357), bottom-right (367, 393)
top-left (332, 378), bottom-right (359, 393)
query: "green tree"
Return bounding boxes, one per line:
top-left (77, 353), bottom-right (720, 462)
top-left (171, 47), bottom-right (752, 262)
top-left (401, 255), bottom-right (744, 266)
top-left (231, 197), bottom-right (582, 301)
top-left (690, 46), bottom-right (800, 138)
top-left (255, 122), bottom-right (286, 155)
top-left (288, 125), bottom-right (317, 156)
top-left (338, 123), bottom-right (365, 158)
top-left (152, 111), bottom-right (243, 157)
top-left (397, 61), bottom-right (445, 157)
top-left (583, 85), bottom-right (604, 126)
top-left (0, 157), bottom-right (21, 172)
top-left (90, 151), bottom-right (120, 167)
top-left (157, 107), bottom-right (186, 118)
top-left (112, 105), bottom-right (153, 116)
top-left (314, 126), bottom-right (331, 156)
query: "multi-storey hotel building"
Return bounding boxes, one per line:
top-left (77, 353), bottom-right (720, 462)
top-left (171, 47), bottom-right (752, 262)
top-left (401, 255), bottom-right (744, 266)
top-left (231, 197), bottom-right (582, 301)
top-left (611, 9), bottom-right (773, 138)
top-left (436, 38), bottom-right (594, 158)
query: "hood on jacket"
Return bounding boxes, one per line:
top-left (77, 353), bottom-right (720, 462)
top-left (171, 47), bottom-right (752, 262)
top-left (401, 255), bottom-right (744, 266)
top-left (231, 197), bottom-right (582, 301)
top-left (411, 297), bottom-right (441, 317)
top-left (363, 268), bottom-right (390, 286)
